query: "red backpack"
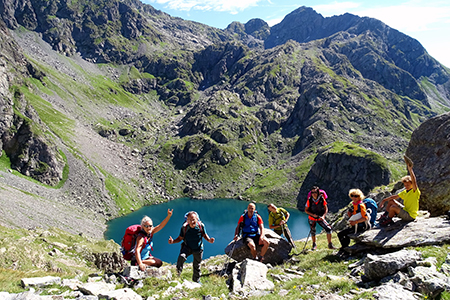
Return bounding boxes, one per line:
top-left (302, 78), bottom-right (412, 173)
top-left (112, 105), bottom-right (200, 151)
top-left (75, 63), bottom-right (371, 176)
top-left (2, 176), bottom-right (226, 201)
top-left (120, 225), bottom-right (151, 261)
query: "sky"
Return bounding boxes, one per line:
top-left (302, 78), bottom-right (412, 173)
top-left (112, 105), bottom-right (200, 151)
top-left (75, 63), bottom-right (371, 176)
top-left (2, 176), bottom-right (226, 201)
top-left (141, 0), bottom-right (450, 68)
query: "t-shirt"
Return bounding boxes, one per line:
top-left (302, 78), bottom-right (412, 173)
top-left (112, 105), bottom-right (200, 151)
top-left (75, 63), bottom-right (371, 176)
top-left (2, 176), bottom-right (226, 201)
top-left (180, 223), bottom-right (206, 251)
top-left (268, 207), bottom-right (289, 227)
top-left (398, 188), bottom-right (420, 219)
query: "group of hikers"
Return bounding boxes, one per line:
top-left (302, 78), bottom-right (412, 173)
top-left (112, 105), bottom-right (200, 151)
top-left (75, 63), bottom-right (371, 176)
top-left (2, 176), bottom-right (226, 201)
top-left (122, 156), bottom-right (420, 282)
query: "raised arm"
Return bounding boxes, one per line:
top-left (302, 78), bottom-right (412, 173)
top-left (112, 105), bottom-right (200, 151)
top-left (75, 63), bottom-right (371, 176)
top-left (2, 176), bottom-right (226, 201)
top-left (153, 209), bottom-right (173, 234)
top-left (408, 164), bottom-right (418, 191)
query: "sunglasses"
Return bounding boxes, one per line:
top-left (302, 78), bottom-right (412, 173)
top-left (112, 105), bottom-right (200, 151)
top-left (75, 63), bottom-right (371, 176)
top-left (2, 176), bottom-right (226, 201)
top-left (143, 224), bottom-right (153, 228)
top-left (350, 195), bottom-right (360, 198)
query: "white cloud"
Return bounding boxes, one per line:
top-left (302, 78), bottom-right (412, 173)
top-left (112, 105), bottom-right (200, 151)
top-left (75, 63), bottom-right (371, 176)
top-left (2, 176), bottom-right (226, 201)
top-left (354, 4), bottom-right (450, 33)
top-left (146, 0), bottom-right (263, 13)
top-left (266, 17), bottom-right (283, 26)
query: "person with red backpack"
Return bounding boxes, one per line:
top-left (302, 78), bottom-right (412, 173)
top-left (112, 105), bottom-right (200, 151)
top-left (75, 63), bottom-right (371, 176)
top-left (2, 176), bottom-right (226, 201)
top-left (168, 211), bottom-right (215, 283)
top-left (305, 186), bottom-right (336, 250)
top-left (133, 209), bottom-right (173, 271)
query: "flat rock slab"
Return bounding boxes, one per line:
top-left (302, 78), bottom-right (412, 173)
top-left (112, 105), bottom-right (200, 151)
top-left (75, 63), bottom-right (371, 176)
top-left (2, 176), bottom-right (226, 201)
top-left (21, 276), bottom-right (61, 288)
top-left (352, 217), bottom-right (450, 248)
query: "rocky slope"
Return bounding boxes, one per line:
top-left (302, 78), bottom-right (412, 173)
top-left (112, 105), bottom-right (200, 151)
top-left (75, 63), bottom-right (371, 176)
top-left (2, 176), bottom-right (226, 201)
top-left (1, 0), bottom-right (450, 238)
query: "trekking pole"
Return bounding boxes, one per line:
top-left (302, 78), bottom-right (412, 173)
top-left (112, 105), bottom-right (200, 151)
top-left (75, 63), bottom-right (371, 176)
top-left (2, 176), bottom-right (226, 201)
top-left (282, 225), bottom-right (296, 249)
top-left (222, 241), bottom-right (237, 276)
top-left (300, 229), bottom-right (311, 254)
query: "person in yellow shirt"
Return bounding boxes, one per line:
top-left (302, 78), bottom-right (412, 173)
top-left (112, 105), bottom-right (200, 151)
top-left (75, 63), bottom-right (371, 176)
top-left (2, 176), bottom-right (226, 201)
top-left (379, 156), bottom-right (420, 226)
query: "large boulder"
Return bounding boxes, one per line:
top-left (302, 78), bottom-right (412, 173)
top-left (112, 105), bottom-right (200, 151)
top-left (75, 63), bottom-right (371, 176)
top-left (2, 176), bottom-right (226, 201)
top-left (229, 258), bottom-right (275, 294)
top-left (224, 230), bottom-right (292, 265)
top-left (364, 249), bottom-right (422, 281)
top-left (351, 216), bottom-right (450, 249)
top-left (406, 112), bottom-right (450, 216)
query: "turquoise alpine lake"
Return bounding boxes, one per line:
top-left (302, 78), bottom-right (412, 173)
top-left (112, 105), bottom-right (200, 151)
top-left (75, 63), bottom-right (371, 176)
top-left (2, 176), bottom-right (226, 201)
top-left (104, 198), bottom-right (314, 264)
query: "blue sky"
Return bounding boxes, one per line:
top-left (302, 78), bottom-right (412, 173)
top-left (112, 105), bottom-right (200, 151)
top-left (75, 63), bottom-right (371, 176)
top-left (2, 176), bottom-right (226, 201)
top-left (141, 0), bottom-right (450, 68)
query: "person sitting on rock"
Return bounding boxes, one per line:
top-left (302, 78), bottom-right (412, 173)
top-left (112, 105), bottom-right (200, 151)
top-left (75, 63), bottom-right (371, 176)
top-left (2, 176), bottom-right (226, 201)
top-left (379, 155), bottom-right (420, 226)
top-left (337, 189), bottom-right (370, 249)
top-left (268, 203), bottom-right (295, 248)
top-left (168, 211), bottom-right (215, 283)
top-left (234, 202), bottom-right (270, 262)
top-left (133, 209), bottom-right (173, 271)
top-left (305, 186), bottom-right (335, 250)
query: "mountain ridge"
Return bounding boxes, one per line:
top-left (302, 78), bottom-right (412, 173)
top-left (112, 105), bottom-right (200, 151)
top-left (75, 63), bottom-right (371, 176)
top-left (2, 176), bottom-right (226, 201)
top-left (0, 0), bottom-right (450, 237)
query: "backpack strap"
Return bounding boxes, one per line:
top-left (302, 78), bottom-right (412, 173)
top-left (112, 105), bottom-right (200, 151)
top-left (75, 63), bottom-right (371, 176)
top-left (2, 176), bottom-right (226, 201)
top-left (182, 221), bottom-right (204, 239)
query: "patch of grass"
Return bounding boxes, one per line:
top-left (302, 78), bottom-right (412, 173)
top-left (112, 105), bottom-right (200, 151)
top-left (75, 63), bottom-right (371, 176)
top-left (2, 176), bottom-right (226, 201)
top-left (324, 141), bottom-right (389, 172)
top-left (19, 82), bottom-right (76, 146)
top-left (103, 171), bottom-right (142, 212)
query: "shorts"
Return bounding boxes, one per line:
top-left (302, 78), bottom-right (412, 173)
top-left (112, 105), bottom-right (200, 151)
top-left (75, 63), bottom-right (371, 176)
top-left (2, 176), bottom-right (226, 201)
top-left (243, 234), bottom-right (262, 247)
top-left (308, 218), bottom-right (333, 235)
top-left (398, 208), bottom-right (415, 221)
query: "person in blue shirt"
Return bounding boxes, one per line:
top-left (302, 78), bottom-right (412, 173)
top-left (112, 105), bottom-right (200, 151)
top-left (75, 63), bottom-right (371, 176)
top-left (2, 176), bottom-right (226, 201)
top-left (168, 211), bottom-right (215, 283)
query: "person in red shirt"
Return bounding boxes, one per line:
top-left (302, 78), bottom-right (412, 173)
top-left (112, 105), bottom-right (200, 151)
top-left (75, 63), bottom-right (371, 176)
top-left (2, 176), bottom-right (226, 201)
top-left (305, 186), bottom-right (335, 250)
top-left (337, 189), bottom-right (370, 249)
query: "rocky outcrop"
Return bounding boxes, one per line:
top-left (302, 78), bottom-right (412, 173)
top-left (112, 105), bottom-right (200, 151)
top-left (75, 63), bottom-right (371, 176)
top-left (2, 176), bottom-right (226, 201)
top-left (345, 216), bottom-right (450, 253)
top-left (405, 112), bottom-right (450, 216)
top-left (353, 250), bottom-right (450, 299)
top-left (0, 19), bottom-right (64, 185)
top-left (297, 144), bottom-right (390, 212)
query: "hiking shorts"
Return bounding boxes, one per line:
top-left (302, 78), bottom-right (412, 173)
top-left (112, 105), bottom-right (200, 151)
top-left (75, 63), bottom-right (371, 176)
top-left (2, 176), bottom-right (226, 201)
top-left (308, 218), bottom-right (332, 236)
top-left (243, 234), bottom-right (262, 247)
top-left (398, 208), bottom-right (415, 222)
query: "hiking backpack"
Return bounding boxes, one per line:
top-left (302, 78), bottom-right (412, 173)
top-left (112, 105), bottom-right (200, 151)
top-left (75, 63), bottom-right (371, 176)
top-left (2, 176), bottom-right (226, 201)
top-left (120, 224), bottom-right (151, 261)
top-left (358, 198), bottom-right (378, 226)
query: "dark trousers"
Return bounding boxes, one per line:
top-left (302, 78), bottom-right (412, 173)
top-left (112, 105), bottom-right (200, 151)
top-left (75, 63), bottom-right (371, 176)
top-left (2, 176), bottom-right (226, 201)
top-left (337, 223), bottom-right (368, 248)
top-left (176, 244), bottom-right (203, 282)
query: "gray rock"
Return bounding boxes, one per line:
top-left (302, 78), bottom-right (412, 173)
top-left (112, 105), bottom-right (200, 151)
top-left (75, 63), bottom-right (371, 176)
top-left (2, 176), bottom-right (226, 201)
top-left (123, 266), bottom-right (146, 280)
top-left (229, 259), bottom-right (274, 294)
top-left (224, 230), bottom-right (292, 264)
top-left (380, 271), bottom-right (415, 291)
top-left (364, 250), bottom-right (421, 281)
top-left (372, 282), bottom-right (419, 300)
top-left (79, 282), bottom-right (116, 296)
top-left (21, 276), bottom-right (61, 288)
top-left (352, 216), bottom-right (450, 249)
top-left (409, 265), bottom-right (450, 297)
top-left (406, 111), bottom-right (450, 216)
top-left (99, 288), bottom-right (142, 300)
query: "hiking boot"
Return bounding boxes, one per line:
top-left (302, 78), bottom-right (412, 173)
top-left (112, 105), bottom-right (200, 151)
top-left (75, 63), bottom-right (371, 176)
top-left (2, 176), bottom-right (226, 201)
top-left (312, 243), bottom-right (317, 250)
top-left (328, 243), bottom-right (336, 249)
top-left (380, 217), bottom-right (394, 227)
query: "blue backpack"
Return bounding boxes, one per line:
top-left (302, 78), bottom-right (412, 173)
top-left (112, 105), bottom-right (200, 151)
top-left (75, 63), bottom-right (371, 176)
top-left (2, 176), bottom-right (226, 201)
top-left (362, 198), bottom-right (378, 226)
